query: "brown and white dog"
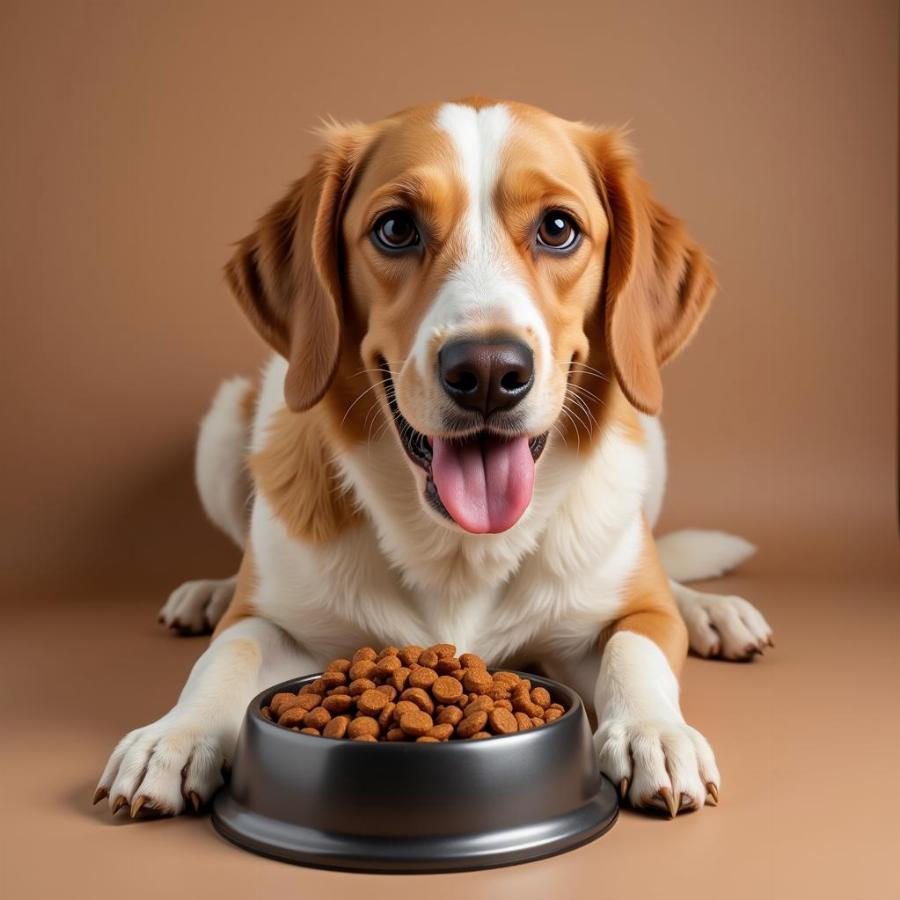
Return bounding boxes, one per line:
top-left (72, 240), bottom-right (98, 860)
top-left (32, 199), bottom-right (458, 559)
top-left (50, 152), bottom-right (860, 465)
top-left (96, 99), bottom-right (772, 820)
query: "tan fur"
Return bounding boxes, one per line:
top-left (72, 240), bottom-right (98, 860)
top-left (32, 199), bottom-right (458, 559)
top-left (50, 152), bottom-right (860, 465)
top-left (240, 379), bottom-right (259, 423)
top-left (600, 519), bottom-right (688, 674)
top-left (213, 545), bottom-right (258, 637)
top-left (250, 405), bottom-right (361, 545)
top-left (224, 122), bottom-right (377, 413)
top-left (345, 110), bottom-right (474, 428)
top-left (576, 127), bottom-right (717, 417)
top-left (605, 382), bottom-right (647, 446)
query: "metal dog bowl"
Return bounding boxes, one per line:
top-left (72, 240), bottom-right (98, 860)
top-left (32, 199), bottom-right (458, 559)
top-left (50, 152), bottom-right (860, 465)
top-left (211, 670), bottom-right (617, 872)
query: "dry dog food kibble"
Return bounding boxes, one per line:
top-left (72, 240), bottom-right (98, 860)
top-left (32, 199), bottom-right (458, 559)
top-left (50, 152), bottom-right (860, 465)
top-left (261, 644), bottom-right (568, 742)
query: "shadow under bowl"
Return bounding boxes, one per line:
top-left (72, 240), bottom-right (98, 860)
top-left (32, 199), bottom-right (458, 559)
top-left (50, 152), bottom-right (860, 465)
top-left (211, 670), bottom-right (617, 872)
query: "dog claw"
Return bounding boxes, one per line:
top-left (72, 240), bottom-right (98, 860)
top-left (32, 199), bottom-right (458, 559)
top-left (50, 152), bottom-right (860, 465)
top-left (111, 795), bottom-right (128, 815)
top-left (618, 778), bottom-right (629, 799)
top-left (657, 786), bottom-right (677, 818)
top-left (767, 636), bottom-right (775, 648)
top-left (130, 796), bottom-right (146, 818)
top-left (188, 791), bottom-right (202, 813)
top-left (706, 782), bottom-right (719, 805)
top-left (92, 786), bottom-right (108, 805)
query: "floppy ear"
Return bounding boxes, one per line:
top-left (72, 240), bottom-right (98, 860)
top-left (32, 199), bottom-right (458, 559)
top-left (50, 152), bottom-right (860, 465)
top-left (224, 126), bottom-right (370, 412)
top-left (588, 130), bottom-right (716, 415)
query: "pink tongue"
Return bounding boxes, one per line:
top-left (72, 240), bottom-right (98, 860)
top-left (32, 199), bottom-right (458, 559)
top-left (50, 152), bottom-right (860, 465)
top-left (431, 435), bottom-right (535, 534)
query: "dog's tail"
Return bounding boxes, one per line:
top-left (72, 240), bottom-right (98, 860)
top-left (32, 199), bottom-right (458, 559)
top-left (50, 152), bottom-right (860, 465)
top-left (656, 529), bottom-right (755, 583)
top-left (194, 376), bottom-right (256, 549)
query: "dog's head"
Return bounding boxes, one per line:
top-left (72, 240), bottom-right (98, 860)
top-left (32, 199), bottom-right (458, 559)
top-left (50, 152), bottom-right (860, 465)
top-left (226, 100), bottom-right (715, 535)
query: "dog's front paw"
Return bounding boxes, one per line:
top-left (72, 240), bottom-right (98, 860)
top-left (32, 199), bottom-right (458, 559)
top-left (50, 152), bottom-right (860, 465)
top-left (93, 716), bottom-right (229, 817)
top-left (159, 576), bottom-right (237, 634)
top-left (594, 718), bottom-right (720, 817)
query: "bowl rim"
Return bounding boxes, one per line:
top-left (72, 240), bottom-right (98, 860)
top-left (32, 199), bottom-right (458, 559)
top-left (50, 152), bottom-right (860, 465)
top-left (252, 668), bottom-right (582, 747)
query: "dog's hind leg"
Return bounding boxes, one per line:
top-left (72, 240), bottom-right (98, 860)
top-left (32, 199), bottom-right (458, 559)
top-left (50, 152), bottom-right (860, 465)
top-left (194, 375), bottom-right (256, 548)
top-left (159, 575), bottom-right (238, 634)
top-left (655, 529), bottom-right (772, 659)
top-left (159, 376), bottom-right (256, 634)
top-left (670, 580), bottom-right (773, 660)
top-left (640, 418), bottom-right (772, 660)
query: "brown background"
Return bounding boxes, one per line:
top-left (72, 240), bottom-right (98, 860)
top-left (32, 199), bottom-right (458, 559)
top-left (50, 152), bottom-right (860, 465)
top-left (1, 2), bottom-right (897, 899)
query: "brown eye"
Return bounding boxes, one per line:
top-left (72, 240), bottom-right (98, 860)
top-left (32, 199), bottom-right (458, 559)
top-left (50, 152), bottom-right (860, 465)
top-left (372, 210), bottom-right (420, 251)
top-left (537, 210), bottom-right (579, 251)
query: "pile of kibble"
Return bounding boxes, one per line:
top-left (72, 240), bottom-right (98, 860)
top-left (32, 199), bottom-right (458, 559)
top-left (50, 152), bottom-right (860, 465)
top-left (261, 643), bottom-right (566, 742)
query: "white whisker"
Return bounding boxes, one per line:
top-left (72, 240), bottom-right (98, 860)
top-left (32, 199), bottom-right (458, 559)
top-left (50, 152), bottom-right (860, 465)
top-left (563, 392), bottom-right (592, 439)
top-left (340, 379), bottom-right (387, 429)
top-left (567, 382), bottom-right (604, 404)
top-left (557, 404), bottom-right (582, 452)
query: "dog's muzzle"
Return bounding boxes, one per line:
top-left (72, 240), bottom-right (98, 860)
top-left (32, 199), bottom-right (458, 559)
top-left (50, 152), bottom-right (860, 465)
top-left (379, 359), bottom-right (547, 534)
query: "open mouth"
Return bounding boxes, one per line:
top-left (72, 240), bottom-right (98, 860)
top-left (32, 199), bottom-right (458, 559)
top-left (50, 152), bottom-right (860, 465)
top-left (379, 360), bottom-right (548, 534)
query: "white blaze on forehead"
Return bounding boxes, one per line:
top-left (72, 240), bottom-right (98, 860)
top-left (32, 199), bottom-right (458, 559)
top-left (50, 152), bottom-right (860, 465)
top-left (435, 102), bottom-right (511, 248)
top-left (411, 103), bottom-right (552, 384)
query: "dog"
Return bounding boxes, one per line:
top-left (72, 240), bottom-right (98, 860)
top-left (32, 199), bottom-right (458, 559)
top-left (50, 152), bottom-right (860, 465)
top-left (95, 99), bottom-right (772, 820)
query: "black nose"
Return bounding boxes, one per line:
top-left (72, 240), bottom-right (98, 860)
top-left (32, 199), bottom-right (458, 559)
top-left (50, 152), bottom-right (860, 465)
top-left (438, 339), bottom-right (535, 416)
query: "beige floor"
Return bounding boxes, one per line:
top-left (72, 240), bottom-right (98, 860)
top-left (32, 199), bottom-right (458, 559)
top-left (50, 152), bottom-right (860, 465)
top-left (3, 529), bottom-right (898, 900)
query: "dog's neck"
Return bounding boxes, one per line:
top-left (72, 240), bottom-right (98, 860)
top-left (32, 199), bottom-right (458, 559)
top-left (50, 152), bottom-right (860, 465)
top-left (334, 417), bottom-right (646, 607)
